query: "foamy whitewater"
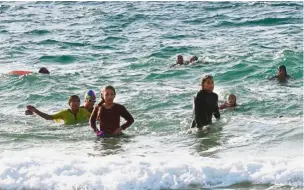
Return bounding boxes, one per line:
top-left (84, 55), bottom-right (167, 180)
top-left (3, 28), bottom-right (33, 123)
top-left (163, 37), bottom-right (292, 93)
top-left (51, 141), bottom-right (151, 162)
top-left (0, 2), bottom-right (303, 190)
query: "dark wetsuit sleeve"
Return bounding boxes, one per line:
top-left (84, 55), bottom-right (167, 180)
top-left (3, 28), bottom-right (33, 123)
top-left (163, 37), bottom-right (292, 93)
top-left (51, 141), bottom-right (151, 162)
top-left (194, 93), bottom-right (203, 127)
top-left (89, 105), bottom-right (99, 132)
top-left (120, 105), bottom-right (134, 130)
top-left (213, 94), bottom-right (220, 119)
top-left (214, 105), bottom-right (220, 119)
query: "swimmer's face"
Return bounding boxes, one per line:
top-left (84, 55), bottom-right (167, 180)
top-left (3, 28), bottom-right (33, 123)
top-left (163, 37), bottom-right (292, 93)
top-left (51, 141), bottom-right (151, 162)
top-left (227, 95), bottom-right (236, 105)
top-left (69, 98), bottom-right (80, 110)
top-left (85, 98), bottom-right (96, 107)
top-left (103, 88), bottom-right (115, 104)
top-left (278, 68), bottom-right (286, 77)
top-left (203, 78), bottom-right (214, 92)
top-left (177, 55), bottom-right (183, 65)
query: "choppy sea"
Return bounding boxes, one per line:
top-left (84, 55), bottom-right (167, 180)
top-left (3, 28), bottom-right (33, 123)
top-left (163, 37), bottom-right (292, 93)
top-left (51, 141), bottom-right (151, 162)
top-left (0, 2), bottom-right (303, 190)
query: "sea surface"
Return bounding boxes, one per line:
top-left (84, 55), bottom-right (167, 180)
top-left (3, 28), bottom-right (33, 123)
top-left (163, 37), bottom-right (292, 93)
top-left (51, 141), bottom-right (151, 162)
top-left (0, 2), bottom-right (303, 190)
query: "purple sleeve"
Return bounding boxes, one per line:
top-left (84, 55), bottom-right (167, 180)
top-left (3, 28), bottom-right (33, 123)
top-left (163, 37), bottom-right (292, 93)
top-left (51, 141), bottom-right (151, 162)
top-left (120, 105), bottom-right (134, 130)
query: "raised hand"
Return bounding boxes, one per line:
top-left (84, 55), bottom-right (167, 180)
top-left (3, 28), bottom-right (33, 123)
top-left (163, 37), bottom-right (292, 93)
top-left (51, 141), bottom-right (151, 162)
top-left (26, 105), bottom-right (37, 113)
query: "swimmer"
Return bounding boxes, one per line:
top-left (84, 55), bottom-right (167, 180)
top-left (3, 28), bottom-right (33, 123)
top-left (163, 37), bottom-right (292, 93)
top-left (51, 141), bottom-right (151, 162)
top-left (9, 67), bottom-right (50, 76)
top-left (189, 56), bottom-right (198, 64)
top-left (170, 55), bottom-right (185, 67)
top-left (90, 85), bottom-right (134, 136)
top-left (191, 75), bottom-right (220, 128)
top-left (219, 94), bottom-right (237, 110)
top-left (80, 90), bottom-right (96, 113)
top-left (26, 95), bottom-right (90, 125)
top-left (270, 65), bottom-right (291, 81)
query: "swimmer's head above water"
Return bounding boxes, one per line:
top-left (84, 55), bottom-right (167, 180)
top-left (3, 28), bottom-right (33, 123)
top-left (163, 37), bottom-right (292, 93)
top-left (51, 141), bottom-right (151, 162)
top-left (201, 75), bottom-right (214, 92)
top-left (38, 67), bottom-right (50, 74)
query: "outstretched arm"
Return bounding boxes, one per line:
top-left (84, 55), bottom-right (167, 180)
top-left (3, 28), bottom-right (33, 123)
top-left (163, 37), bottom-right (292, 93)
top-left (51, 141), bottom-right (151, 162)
top-left (26, 105), bottom-right (53, 120)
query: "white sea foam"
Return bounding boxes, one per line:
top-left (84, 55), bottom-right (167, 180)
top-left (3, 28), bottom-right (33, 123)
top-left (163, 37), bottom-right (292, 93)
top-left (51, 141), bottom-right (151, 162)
top-left (0, 149), bottom-right (302, 190)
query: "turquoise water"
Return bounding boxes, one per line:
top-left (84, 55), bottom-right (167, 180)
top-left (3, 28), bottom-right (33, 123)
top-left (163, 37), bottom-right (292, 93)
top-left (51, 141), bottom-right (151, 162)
top-left (0, 2), bottom-right (303, 189)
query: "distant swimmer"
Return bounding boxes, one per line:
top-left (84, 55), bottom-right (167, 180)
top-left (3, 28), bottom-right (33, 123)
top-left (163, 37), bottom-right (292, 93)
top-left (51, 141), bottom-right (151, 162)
top-left (170, 55), bottom-right (185, 67)
top-left (171, 55), bottom-right (201, 67)
top-left (219, 94), bottom-right (237, 110)
top-left (90, 85), bottom-right (134, 136)
top-left (26, 95), bottom-right (90, 125)
top-left (189, 55), bottom-right (198, 64)
top-left (80, 90), bottom-right (96, 113)
top-left (191, 75), bottom-right (220, 129)
top-left (9, 67), bottom-right (50, 76)
top-left (270, 65), bottom-right (291, 81)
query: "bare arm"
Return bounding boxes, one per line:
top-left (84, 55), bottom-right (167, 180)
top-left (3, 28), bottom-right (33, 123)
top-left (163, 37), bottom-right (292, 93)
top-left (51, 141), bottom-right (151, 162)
top-left (26, 105), bottom-right (53, 120)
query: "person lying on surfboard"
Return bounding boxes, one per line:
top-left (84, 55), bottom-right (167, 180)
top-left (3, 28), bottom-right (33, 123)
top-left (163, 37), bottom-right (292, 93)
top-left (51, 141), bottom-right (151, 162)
top-left (9, 67), bottom-right (50, 76)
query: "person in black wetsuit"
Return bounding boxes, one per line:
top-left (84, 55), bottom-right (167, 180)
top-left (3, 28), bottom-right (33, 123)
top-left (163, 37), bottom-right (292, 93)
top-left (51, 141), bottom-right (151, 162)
top-left (191, 75), bottom-right (220, 128)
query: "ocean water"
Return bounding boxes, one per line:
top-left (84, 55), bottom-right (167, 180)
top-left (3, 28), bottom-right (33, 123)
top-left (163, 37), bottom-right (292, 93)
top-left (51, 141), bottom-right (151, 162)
top-left (0, 1), bottom-right (303, 190)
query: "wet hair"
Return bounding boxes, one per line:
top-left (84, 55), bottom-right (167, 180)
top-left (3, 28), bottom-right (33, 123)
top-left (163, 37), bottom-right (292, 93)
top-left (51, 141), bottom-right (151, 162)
top-left (228, 94), bottom-right (237, 105)
top-left (278, 65), bottom-right (287, 76)
top-left (201, 75), bottom-right (213, 85)
top-left (190, 56), bottom-right (198, 62)
top-left (98, 85), bottom-right (116, 118)
top-left (68, 95), bottom-right (80, 105)
top-left (102, 85), bottom-right (116, 96)
top-left (38, 67), bottom-right (50, 74)
top-left (176, 55), bottom-right (184, 64)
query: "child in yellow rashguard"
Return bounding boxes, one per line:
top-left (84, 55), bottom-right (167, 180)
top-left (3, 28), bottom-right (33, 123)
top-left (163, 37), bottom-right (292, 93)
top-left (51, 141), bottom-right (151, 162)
top-left (26, 95), bottom-right (90, 125)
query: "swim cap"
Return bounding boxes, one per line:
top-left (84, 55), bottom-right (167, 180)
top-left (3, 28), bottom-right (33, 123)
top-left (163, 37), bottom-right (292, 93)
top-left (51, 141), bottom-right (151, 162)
top-left (85, 90), bottom-right (96, 100)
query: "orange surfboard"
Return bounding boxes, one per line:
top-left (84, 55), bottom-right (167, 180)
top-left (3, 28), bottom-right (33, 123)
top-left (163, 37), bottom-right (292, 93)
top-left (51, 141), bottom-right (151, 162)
top-left (9, 70), bottom-right (33, 76)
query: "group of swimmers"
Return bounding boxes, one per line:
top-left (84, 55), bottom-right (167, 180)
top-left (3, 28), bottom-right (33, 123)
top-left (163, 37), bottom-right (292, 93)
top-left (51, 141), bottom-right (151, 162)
top-left (170, 55), bottom-right (199, 67)
top-left (189, 62), bottom-right (291, 130)
top-left (25, 86), bottom-right (134, 136)
top-left (9, 60), bottom-right (291, 136)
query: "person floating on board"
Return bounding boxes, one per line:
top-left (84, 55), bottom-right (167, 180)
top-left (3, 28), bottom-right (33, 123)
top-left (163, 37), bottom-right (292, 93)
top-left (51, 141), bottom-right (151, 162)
top-left (191, 75), bottom-right (220, 129)
top-left (219, 94), bottom-right (237, 110)
top-left (26, 95), bottom-right (90, 125)
top-left (9, 67), bottom-right (50, 76)
top-left (90, 85), bottom-right (134, 136)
